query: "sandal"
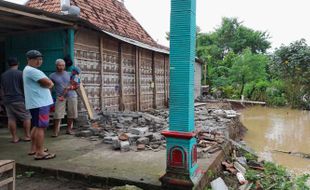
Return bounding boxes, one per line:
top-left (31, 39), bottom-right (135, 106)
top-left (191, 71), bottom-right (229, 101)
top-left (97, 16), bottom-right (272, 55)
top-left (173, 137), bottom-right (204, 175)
top-left (22, 138), bottom-right (31, 142)
top-left (10, 138), bottom-right (20, 143)
top-left (28, 148), bottom-right (48, 156)
top-left (66, 131), bottom-right (75, 135)
top-left (34, 153), bottom-right (56, 160)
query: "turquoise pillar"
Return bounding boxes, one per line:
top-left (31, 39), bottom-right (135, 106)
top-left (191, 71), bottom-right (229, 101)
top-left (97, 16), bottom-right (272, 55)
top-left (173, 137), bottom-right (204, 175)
top-left (67, 28), bottom-right (75, 61)
top-left (160, 0), bottom-right (202, 189)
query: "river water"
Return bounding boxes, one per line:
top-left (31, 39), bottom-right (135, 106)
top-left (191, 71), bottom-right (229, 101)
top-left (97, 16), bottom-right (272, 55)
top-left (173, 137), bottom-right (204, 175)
top-left (241, 106), bottom-right (310, 174)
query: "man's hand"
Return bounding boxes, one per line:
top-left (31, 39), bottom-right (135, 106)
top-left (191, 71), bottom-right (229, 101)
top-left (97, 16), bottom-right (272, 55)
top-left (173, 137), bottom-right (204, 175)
top-left (38, 78), bottom-right (54, 89)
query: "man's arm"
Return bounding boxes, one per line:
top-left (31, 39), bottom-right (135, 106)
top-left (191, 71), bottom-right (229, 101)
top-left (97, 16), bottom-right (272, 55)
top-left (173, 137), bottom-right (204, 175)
top-left (38, 78), bottom-right (54, 89)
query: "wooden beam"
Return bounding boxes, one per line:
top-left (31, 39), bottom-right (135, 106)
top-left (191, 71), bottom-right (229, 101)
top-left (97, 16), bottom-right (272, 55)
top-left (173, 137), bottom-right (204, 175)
top-left (152, 52), bottom-right (157, 109)
top-left (0, 7), bottom-right (73, 25)
top-left (0, 15), bottom-right (51, 28)
top-left (118, 42), bottom-right (125, 111)
top-left (0, 23), bottom-right (28, 30)
top-left (100, 37), bottom-right (104, 110)
top-left (3, 26), bottom-right (73, 36)
top-left (135, 47), bottom-right (140, 111)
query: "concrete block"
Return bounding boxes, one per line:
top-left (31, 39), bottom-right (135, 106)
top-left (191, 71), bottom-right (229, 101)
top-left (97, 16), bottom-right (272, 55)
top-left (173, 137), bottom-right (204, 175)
top-left (211, 177), bottom-right (228, 190)
top-left (137, 137), bottom-right (149, 145)
top-left (125, 133), bottom-right (140, 144)
top-left (120, 141), bottom-right (130, 152)
top-left (129, 127), bottom-right (148, 136)
top-left (234, 161), bottom-right (246, 175)
top-left (112, 137), bottom-right (121, 150)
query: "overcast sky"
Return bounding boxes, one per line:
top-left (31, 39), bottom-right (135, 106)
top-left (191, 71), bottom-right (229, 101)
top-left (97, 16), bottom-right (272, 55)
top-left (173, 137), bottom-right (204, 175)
top-left (6, 0), bottom-right (310, 50)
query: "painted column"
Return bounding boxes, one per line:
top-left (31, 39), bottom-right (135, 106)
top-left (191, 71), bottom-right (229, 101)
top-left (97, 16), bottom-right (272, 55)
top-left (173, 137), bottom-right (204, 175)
top-left (160, 0), bottom-right (202, 189)
top-left (67, 28), bottom-right (75, 60)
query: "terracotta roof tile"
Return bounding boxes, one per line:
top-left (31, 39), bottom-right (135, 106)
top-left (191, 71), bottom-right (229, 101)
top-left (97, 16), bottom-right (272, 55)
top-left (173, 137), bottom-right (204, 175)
top-left (26, 0), bottom-right (161, 48)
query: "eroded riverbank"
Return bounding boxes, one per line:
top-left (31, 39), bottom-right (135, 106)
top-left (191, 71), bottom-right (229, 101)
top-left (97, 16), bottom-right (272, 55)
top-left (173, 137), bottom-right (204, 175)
top-left (241, 106), bottom-right (310, 174)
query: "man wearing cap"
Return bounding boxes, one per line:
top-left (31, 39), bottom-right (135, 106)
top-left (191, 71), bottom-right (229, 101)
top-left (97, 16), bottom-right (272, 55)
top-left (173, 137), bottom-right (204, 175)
top-left (50, 59), bottom-right (78, 137)
top-left (23, 50), bottom-right (56, 160)
top-left (0, 57), bottom-right (31, 143)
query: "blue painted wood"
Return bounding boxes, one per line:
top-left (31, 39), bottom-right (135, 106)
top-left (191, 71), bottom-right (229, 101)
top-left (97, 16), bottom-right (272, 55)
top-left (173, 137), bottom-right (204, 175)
top-left (67, 29), bottom-right (75, 61)
top-left (5, 30), bottom-right (67, 75)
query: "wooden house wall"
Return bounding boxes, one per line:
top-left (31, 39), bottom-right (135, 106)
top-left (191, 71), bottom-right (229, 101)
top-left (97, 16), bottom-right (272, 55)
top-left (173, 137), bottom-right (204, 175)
top-left (74, 30), bottom-right (101, 111)
top-left (139, 49), bottom-right (153, 111)
top-left (100, 37), bottom-right (120, 111)
top-left (74, 29), bottom-right (171, 112)
top-left (121, 43), bottom-right (136, 111)
top-left (154, 53), bottom-right (165, 108)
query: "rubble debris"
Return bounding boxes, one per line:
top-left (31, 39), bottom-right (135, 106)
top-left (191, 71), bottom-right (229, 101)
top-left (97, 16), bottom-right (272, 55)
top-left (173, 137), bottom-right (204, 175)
top-left (74, 102), bottom-right (241, 154)
top-left (236, 172), bottom-right (247, 185)
top-left (211, 177), bottom-right (229, 190)
top-left (234, 161), bottom-right (246, 175)
top-left (129, 127), bottom-right (148, 136)
top-left (137, 144), bottom-right (145, 151)
top-left (120, 141), bottom-right (130, 152)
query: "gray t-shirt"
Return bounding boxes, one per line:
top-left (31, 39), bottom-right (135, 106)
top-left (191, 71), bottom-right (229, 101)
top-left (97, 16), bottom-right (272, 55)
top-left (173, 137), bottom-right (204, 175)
top-left (0, 68), bottom-right (25, 104)
top-left (49, 71), bottom-right (77, 98)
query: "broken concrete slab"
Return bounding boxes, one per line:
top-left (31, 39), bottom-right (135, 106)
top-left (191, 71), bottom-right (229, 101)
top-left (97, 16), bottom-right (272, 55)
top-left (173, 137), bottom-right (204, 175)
top-left (137, 137), bottom-right (149, 145)
top-left (211, 177), bottom-right (228, 190)
top-left (120, 141), bottom-right (130, 152)
top-left (129, 127), bottom-right (148, 136)
top-left (112, 137), bottom-right (121, 150)
top-left (234, 161), bottom-right (246, 175)
top-left (137, 144), bottom-right (146, 151)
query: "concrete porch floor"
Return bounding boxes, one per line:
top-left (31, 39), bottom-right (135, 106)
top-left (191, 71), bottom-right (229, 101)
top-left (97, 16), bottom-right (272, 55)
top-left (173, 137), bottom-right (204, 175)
top-left (0, 128), bottom-right (220, 189)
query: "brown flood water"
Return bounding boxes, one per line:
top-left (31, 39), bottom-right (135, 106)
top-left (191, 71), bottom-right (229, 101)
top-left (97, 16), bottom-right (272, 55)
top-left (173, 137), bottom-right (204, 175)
top-left (241, 106), bottom-right (310, 174)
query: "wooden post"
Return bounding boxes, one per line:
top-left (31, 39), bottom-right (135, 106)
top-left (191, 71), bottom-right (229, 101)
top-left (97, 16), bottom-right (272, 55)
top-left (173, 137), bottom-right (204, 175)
top-left (164, 55), bottom-right (167, 106)
top-left (203, 63), bottom-right (207, 85)
top-left (152, 52), bottom-right (157, 109)
top-left (135, 47), bottom-right (140, 111)
top-left (118, 42), bottom-right (125, 111)
top-left (100, 37), bottom-right (104, 110)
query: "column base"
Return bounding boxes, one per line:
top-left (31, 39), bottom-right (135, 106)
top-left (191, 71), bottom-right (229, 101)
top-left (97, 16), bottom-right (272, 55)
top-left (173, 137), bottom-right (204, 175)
top-left (160, 168), bottom-right (203, 190)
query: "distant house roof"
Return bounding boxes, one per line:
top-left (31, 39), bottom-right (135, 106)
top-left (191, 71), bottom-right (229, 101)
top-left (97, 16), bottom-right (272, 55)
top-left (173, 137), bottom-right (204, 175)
top-left (26, 0), bottom-right (161, 49)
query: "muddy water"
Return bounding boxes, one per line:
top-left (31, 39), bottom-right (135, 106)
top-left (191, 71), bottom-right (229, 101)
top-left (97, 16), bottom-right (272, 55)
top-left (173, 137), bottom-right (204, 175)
top-left (241, 106), bottom-right (310, 174)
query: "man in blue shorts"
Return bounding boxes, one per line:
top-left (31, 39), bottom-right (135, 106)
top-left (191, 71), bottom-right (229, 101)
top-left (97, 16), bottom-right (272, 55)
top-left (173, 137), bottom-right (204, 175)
top-left (23, 50), bottom-right (56, 160)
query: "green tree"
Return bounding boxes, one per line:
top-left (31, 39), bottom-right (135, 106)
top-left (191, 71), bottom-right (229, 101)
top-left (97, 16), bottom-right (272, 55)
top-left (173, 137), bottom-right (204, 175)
top-left (271, 39), bottom-right (310, 109)
top-left (230, 49), bottom-right (269, 98)
top-left (196, 17), bottom-right (271, 96)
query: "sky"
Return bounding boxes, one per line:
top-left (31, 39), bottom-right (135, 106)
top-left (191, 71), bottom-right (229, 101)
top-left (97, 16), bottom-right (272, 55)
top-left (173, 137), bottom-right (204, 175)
top-left (5, 0), bottom-right (310, 50)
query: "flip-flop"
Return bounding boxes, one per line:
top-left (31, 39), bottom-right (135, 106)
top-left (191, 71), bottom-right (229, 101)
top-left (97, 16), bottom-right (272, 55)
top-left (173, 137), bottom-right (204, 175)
top-left (34, 153), bottom-right (56, 160)
top-left (10, 138), bottom-right (20, 143)
top-left (28, 148), bottom-right (48, 156)
top-left (22, 139), bottom-right (31, 142)
top-left (66, 131), bottom-right (75, 135)
top-left (51, 135), bottom-right (58, 138)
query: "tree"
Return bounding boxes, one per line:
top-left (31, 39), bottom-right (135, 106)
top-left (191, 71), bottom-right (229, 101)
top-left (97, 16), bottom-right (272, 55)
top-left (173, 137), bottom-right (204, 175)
top-left (230, 49), bottom-right (269, 98)
top-left (196, 17), bottom-right (271, 96)
top-left (271, 39), bottom-right (310, 108)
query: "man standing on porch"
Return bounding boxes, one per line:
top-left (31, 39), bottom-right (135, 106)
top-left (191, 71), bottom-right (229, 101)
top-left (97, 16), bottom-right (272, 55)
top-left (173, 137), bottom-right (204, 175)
top-left (50, 59), bottom-right (78, 137)
top-left (0, 57), bottom-right (31, 143)
top-left (23, 50), bottom-right (56, 160)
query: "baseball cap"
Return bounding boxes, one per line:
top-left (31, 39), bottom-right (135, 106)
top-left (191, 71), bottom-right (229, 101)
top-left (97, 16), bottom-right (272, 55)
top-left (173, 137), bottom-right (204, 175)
top-left (26, 50), bottom-right (43, 59)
